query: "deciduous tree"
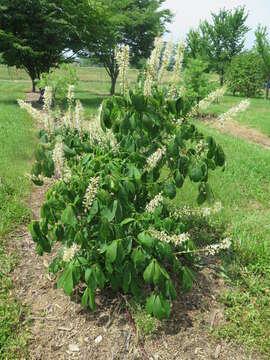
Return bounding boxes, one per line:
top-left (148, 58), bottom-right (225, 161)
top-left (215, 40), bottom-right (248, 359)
top-left (82, 0), bottom-right (172, 95)
top-left (255, 25), bottom-right (270, 99)
top-left (0, 0), bottom-right (87, 92)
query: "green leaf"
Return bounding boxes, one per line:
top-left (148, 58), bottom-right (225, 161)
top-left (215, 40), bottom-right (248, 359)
top-left (189, 162), bottom-right (203, 182)
top-left (103, 200), bottom-right (118, 222)
top-left (146, 293), bottom-right (156, 315)
top-left (123, 266), bottom-right (131, 293)
top-left (166, 279), bottom-right (177, 300)
top-left (181, 266), bottom-right (193, 293)
top-left (89, 287), bottom-right (96, 311)
top-left (150, 294), bottom-right (171, 320)
top-left (106, 240), bottom-right (118, 263)
top-left (81, 288), bottom-right (89, 310)
top-left (61, 205), bottom-right (77, 229)
top-left (120, 218), bottom-right (135, 226)
top-left (215, 145), bottom-right (225, 167)
top-left (143, 261), bottom-right (155, 283)
top-left (132, 248), bottom-right (146, 268)
top-left (138, 232), bottom-right (154, 248)
top-left (57, 265), bottom-right (73, 296)
top-left (163, 183), bottom-right (177, 199)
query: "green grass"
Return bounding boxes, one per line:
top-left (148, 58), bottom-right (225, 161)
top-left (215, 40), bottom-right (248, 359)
top-left (208, 94), bottom-right (270, 136)
top-left (1, 67), bottom-right (270, 356)
top-left (173, 125), bottom-right (270, 356)
top-left (0, 82), bottom-right (36, 236)
top-left (0, 81), bottom-right (36, 359)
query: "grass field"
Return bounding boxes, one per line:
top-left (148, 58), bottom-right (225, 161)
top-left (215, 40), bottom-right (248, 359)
top-left (1, 66), bottom-right (270, 356)
top-left (0, 81), bottom-right (36, 358)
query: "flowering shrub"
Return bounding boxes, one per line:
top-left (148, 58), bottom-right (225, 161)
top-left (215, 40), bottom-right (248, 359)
top-left (19, 39), bottom-right (245, 320)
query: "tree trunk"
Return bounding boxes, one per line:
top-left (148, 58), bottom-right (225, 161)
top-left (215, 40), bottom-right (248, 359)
top-left (37, 88), bottom-right (45, 104)
top-left (220, 74), bottom-right (224, 86)
top-left (110, 75), bottom-right (117, 96)
top-left (31, 78), bottom-right (36, 93)
top-left (266, 78), bottom-right (270, 99)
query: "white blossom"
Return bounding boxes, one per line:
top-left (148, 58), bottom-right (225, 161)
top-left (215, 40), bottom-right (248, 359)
top-left (67, 85), bottom-right (75, 104)
top-left (149, 228), bottom-right (190, 246)
top-left (218, 99), bottom-right (250, 124)
top-left (213, 201), bottom-right (222, 214)
top-left (52, 137), bottom-right (65, 178)
top-left (158, 41), bottom-right (173, 84)
top-left (17, 99), bottom-right (43, 122)
top-left (74, 100), bottom-right (84, 135)
top-left (145, 193), bottom-right (163, 213)
top-left (144, 37), bottom-right (163, 96)
top-left (203, 237), bottom-right (232, 255)
top-left (168, 42), bottom-right (185, 98)
top-left (198, 87), bottom-right (226, 111)
top-left (43, 86), bottom-right (52, 112)
top-left (83, 176), bottom-right (100, 212)
top-left (201, 207), bottom-right (211, 217)
top-left (145, 146), bottom-right (166, 172)
top-left (116, 45), bottom-right (130, 94)
top-left (63, 243), bottom-right (80, 262)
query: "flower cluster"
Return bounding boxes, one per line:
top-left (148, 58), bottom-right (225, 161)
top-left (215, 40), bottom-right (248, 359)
top-left (17, 99), bottom-right (43, 123)
top-left (168, 41), bottom-right (185, 98)
top-left (74, 100), bottom-right (84, 136)
top-left (67, 85), bottom-right (75, 104)
top-left (52, 137), bottom-right (65, 177)
top-left (158, 41), bottom-right (173, 84)
top-left (145, 146), bottom-right (166, 172)
top-left (150, 228), bottom-right (190, 246)
top-left (88, 116), bottom-right (118, 150)
top-left (145, 193), bottom-right (163, 213)
top-left (198, 87), bottom-right (226, 111)
top-left (43, 86), bottom-right (52, 113)
top-left (172, 201), bottom-right (223, 219)
top-left (218, 99), bottom-right (250, 124)
top-left (63, 243), bottom-right (81, 262)
top-left (116, 45), bottom-right (130, 95)
top-left (83, 176), bottom-right (100, 212)
top-left (144, 37), bottom-right (163, 96)
top-left (202, 237), bottom-right (232, 255)
top-left (195, 139), bottom-right (208, 159)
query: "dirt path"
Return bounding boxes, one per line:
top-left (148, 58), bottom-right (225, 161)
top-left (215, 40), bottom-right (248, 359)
top-left (207, 119), bottom-right (270, 149)
top-left (7, 183), bottom-right (265, 360)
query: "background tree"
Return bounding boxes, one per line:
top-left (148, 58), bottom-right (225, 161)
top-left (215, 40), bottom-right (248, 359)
top-left (0, 0), bottom-right (90, 92)
top-left (226, 51), bottom-right (264, 97)
top-left (255, 25), bottom-right (270, 99)
top-left (82, 0), bottom-right (172, 95)
top-left (184, 58), bottom-right (216, 106)
top-left (192, 7), bottom-right (249, 86)
top-left (184, 28), bottom-right (208, 65)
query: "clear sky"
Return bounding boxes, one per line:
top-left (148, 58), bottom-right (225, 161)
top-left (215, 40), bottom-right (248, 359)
top-left (162, 0), bottom-right (270, 48)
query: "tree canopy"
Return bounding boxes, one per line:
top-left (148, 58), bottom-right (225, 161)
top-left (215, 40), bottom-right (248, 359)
top-left (185, 7), bottom-right (249, 85)
top-left (255, 25), bottom-right (270, 99)
top-left (0, 0), bottom-right (90, 91)
top-left (81, 0), bottom-right (173, 94)
top-left (226, 51), bottom-right (264, 97)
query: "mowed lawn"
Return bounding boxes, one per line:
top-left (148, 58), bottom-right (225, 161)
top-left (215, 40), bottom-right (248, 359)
top-left (0, 66), bottom-right (270, 355)
top-left (208, 94), bottom-right (270, 136)
top-left (0, 81), bottom-right (36, 358)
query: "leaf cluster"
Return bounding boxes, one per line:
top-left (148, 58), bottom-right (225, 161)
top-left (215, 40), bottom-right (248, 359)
top-left (28, 82), bottom-right (225, 319)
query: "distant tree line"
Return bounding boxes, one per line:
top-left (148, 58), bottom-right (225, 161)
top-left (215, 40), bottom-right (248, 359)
top-left (184, 7), bottom-right (270, 99)
top-left (0, 0), bottom-right (172, 94)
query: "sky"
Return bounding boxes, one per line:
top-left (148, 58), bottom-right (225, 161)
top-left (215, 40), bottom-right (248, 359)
top-left (162, 0), bottom-right (270, 48)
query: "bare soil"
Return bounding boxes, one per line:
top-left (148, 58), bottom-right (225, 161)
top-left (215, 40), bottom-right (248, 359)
top-left (207, 118), bottom-right (270, 149)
